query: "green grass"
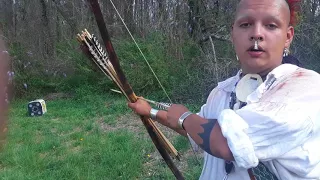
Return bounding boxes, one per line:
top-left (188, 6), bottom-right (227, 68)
top-left (0, 94), bottom-right (202, 180)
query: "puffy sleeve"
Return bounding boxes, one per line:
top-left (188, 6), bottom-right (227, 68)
top-left (188, 87), bottom-right (228, 151)
top-left (197, 88), bottom-right (219, 118)
top-left (218, 71), bottom-right (320, 169)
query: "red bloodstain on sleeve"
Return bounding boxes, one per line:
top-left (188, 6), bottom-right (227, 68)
top-left (294, 71), bottom-right (304, 78)
top-left (277, 82), bottom-right (287, 90)
top-left (295, 71), bottom-right (304, 77)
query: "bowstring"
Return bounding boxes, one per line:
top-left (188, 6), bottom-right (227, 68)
top-left (108, 0), bottom-right (172, 104)
top-left (109, 0), bottom-right (202, 165)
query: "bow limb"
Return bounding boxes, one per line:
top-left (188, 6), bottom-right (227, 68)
top-left (86, 0), bottom-right (184, 179)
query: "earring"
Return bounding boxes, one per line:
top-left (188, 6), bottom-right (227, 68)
top-left (283, 48), bottom-right (290, 57)
top-left (232, 43), bottom-right (239, 61)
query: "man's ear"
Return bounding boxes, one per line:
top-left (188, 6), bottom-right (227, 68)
top-left (285, 26), bottom-right (294, 48)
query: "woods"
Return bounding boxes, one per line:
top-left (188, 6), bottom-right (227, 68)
top-left (0, 0), bottom-right (319, 102)
top-left (0, 1), bottom-right (320, 179)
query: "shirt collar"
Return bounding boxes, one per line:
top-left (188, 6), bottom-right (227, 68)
top-left (217, 64), bottom-right (299, 93)
top-left (217, 70), bottom-right (242, 93)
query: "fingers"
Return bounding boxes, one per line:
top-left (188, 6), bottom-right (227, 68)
top-left (127, 99), bottom-right (145, 109)
top-left (127, 102), bottom-right (137, 111)
top-left (127, 100), bottom-right (150, 116)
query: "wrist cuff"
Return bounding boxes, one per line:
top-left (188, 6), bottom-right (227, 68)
top-left (150, 108), bottom-right (159, 121)
top-left (178, 111), bottom-right (193, 130)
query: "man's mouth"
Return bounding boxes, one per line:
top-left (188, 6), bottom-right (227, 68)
top-left (247, 45), bottom-right (265, 57)
top-left (247, 45), bottom-right (265, 52)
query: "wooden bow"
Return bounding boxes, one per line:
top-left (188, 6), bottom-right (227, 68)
top-left (77, 0), bottom-right (184, 179)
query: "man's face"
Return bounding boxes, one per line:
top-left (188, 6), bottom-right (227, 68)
top-left (232, 0), bottom-right (294, 75)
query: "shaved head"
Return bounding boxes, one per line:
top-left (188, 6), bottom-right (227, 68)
top-left (236, 0), bottom-right (291, 26)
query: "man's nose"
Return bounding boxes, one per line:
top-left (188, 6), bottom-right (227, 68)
top-left (250, 24), bottom-right (264, 41)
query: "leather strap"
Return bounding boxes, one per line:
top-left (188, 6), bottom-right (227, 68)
top-left (248, 169), bottom-right (256, 180)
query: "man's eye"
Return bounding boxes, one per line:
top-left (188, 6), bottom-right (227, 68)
top-left (240, 23), bottom-right (251, 28)
top-left (266, 24), bottom-right (278, 29)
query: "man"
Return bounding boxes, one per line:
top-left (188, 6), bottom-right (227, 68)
top-left (129, 0), bottom-right (320, 179)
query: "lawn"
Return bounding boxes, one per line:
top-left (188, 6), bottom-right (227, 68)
top-left (0, 94), bottom-right (202, 180)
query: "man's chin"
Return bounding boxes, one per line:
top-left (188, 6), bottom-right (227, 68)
top-left (241, 64), bottom-right (268, 75)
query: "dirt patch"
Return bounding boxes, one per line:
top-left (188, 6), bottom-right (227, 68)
top-left (35, 130), bottom-right (43, 144)
top-left (63, 140), bottom-right (76, 148)
top-left (39, 152), bottom-right (48, 159)
top-left (142, 146), bottom-right (203, 176)
top-left (70, 146), bottom-right (81, 153)
top-left (99, 112), bottom-right (203, 177)
top-left (99, 113), bottom-right (144, 134)
top-left (51, 128), bottom-right (57, 133)
top-left (59, 127), bottom-right (82, 137)
top-left (51, 118), bottom-right (60, 122)
top-left (99, 112), bottom-right (184, 141)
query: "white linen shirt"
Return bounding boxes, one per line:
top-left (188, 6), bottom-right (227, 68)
top-left (193, 64), bottom-right (320, 180)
